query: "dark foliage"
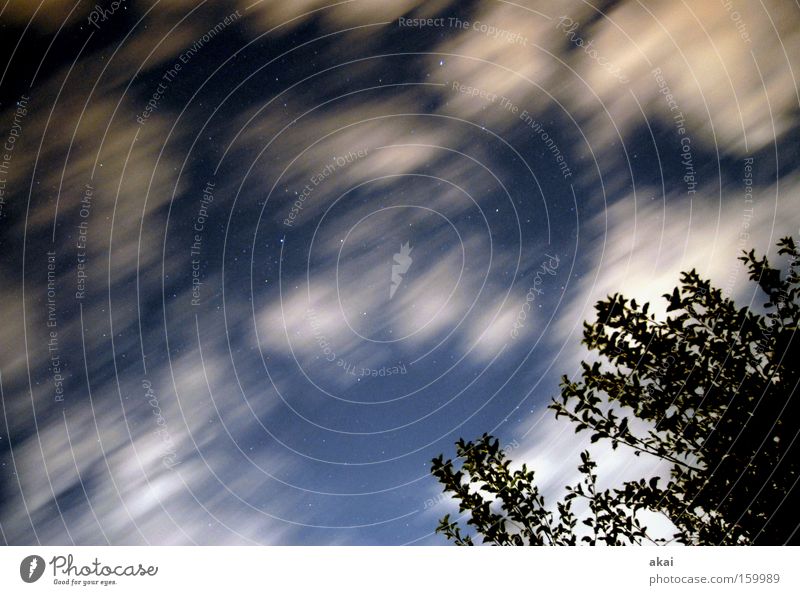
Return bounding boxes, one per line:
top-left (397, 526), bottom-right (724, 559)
top-left (432, 238), bottom-right (800, 545)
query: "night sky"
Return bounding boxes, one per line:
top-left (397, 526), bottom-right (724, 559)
top-left (1, 0), bottom-right (799, 545)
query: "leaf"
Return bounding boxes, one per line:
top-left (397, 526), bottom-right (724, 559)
top-left (665, 286), bottom-right (682, 312)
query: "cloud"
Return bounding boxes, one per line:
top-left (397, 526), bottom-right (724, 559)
top-left (512, 410), bottom-right (679, 543)
top-left (1, 0), bottom-right (90, 33)
top-left (556, 0), bottom-right (800, 156)
top-left (239, 0), bottom-right (454, 36)
top-left (2, 0), bottom-right (798, 546)
top-left (555, 173), bottom-right (800, 355)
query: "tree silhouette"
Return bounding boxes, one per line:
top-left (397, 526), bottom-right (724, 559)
top-left (432, 237), bottom-right (799, 545)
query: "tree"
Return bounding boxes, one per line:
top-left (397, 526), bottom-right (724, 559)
top-left (432, 237), bottom-right (800, 545)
